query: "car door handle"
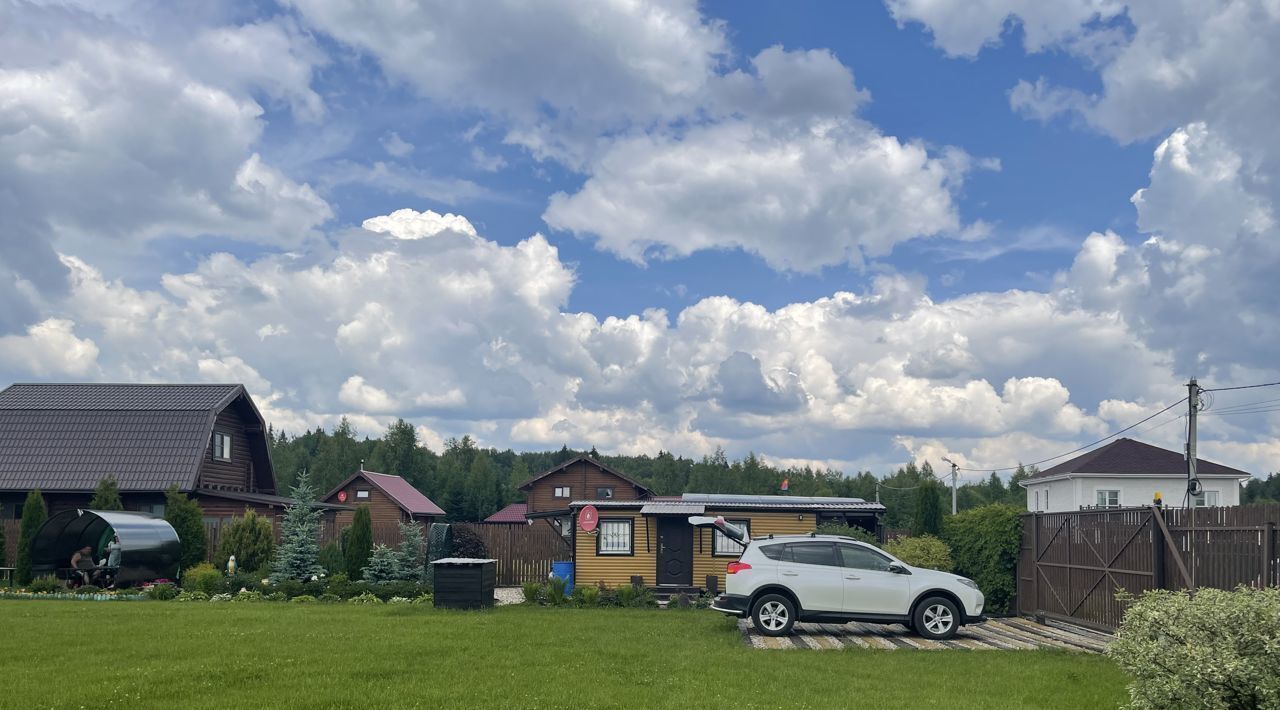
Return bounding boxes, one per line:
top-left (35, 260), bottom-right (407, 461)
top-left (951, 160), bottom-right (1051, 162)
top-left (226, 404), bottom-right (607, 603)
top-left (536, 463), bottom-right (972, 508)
top-left (781, 571), bottom-right (799, 577)
top-left (845, 575), bottom-right (861, 580)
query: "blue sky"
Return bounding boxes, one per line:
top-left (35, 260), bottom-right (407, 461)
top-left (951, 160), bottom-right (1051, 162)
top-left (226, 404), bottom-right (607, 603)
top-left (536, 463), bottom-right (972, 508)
top-left (2, 0), bottom-right (1278, 479)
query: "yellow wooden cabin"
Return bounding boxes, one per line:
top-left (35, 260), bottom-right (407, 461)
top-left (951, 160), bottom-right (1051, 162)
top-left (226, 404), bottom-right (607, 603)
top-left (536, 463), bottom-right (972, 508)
top-left (569, 493), bottom-right (885, 594)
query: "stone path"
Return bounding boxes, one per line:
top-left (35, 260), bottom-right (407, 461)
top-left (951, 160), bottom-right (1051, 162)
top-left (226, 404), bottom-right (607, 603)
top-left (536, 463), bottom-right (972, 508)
top-left (494, 587), bottom-right (525, 606)
top-left (739, 616), bottom-right (1111, 652)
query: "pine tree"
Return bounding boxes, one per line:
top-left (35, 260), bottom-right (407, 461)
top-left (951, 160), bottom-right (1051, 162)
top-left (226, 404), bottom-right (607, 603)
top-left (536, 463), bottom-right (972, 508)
top-left (345, 505), bottom-right (373, 580)
top-left (89, 475), bottom-right (124, 510)
top-left (913, 480), bottom-right (943, 536)
top-left (164, 485), bottom-right (207, 571)
top-left (361, 543), bottom-right (402, 583)
top-left (396, 521), bottom-right (426, 582)
top-left (16, 489), bottom-right (47, 585)
top-left (270, 471), bottom-right (325, 582)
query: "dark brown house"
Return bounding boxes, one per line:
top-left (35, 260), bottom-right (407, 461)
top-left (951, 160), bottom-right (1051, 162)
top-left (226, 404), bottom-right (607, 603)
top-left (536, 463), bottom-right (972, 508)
top-left (323, 469), bottom-right (445, 532)
top-left (517, 456), bottom-right (655, 537)
top-left (0, 382), bottom-right (342, 526)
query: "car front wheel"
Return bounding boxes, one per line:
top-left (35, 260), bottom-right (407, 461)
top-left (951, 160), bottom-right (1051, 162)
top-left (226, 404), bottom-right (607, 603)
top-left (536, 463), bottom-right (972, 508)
top-left (752, 593), bottom-right (796, 636)
top-left (913, 596), bottom-right (959, 640)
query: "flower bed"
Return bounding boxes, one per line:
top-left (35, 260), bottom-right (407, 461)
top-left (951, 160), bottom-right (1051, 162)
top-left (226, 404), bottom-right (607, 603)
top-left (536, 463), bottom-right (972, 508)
top-left (0, 591), bottom-right (146, 602)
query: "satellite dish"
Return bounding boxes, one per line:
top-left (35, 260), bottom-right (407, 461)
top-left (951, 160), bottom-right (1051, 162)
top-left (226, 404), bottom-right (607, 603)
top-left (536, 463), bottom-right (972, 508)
top-left (579, 505), bottom-right (599, 532)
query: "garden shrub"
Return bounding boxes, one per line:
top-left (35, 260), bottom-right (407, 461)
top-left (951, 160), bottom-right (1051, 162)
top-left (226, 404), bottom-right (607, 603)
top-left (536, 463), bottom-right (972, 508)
top-left (232, 590), bottom-right (264, 603)
top-left (30, 576), bottom-right (60, 594)
top-left (884, 535), bottom-right (954, 572)
top-left (669, 592), bottom-right (692, 609)
top-left (942, 503), bottom-right (1021, 614)
top-left (325, 575), bottom-right (369, 600)
top-left (16, 490), bottom-right (47, 585)
top-left (290, 595), bottom-right (317, 604)
top-left (616, 583), bottom-right (657, 608)
top-left (388, 596), bottom-right (412, 605)
top-left (596, 583), bottom-right (620, 608)
top-left (451, 525), bottom-right (489, 559)
top-left (694, 593), bottom-right (715, 610)
top-left (571, 585), bottom-right (600, 607)
top-left (319, 542), bottom-right (345, 575)
top-left (214, 510), bottom-right (274, 574)
top-left (175, 591), bottom-right (209, 602)
top-left (367, 581), bottom-right (428, 602)
top-left (1108, 586), bottom-right (1280, 710)
top-left (73, 585), bottom-right (103, 595)
top-left (224, 573), bottom-right (263, 595)
top-left (145, 583), bottom-right (179, 601)
top-left (348, 592), bottom-right (383, 605)
top-left (345, 506), bottom-right (373, 580)
top-left (164, 486), bottom-right (207, 570)
top-left (183, 563), bottom-right (223, 595)
top-left (410, 593), bottom-right (433, 605)
top-left (273, 579), bottom-right (305, 599)
top-left (545, 576), bottom-right (569, 606)
top-left (362, 544), bottom-right (404, 583)
top-left (815, 522), bottom-right (879, 546)
top-left (209, 593), bottom-right (233, 602)
top-left (522, 581), bottom-right (543, 604)
top-left (265, 591), bottom-right (288, 602)
top-left (317, 593), bottom-right (342, 604)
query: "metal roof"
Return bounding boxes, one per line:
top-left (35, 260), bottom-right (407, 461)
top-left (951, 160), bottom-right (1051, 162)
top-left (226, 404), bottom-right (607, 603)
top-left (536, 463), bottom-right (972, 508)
top-left (570, 494), bottom-right (885, 512)
top-left (0, 383), bottom-right (242, 410)
top-left (1029, 438), bottom-right (1252, 481)
top-left (322, 470), bottom-right (446, 516)
top-left (483, 502), bottom-right (529, 523)
top-left (640, 502), bottom-right (705, 515)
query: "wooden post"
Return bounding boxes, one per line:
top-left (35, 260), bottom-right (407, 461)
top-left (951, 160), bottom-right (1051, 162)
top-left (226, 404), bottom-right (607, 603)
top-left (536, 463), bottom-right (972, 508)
top-left (1264, 522), bottom-right (1275, 588)
top-left (1031, 513), bottom-right (1040, 616)
top-left (1151, 506), bottom-right (1166, 590)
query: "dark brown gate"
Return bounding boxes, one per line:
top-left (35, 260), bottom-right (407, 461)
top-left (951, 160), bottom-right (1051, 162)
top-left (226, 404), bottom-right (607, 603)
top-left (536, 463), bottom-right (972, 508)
top-left (1019, 504), bottom-right (1280, 630)
top-left (455, 521), bottom-right (571, 586)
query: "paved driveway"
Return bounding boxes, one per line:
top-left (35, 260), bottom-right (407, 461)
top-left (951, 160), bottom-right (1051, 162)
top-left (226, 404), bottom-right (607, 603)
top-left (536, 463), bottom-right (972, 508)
top-left (739, 617), bottom-right (1110, 652)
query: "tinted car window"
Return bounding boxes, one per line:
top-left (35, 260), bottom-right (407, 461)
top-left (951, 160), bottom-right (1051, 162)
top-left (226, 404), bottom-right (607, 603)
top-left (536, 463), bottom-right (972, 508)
top-left (839, 545), bottom-right (893, 572)
top-left (758, 544), bottom-right (786, 561)
top-left (787, 542), bottom-right (838, 567)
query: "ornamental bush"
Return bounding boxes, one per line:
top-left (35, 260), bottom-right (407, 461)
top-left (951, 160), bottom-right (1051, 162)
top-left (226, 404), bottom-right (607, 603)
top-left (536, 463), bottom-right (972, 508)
top-left (175, 591), bottom-right (209, 602)
top-left (348, 592), bottom-right (383, 605)
top-left (344, 507), bottom-right (373, 580)
top-left (290, 594), bottom-right (317, 604)
top-left (571, 584), bottom-right (600, 607)
top-left (451, 525), bottom-right (489, 559)
top-left (522, 581), bottom-right (543, 604)
top-left (145, 583), bottom-right (179, 601)
top-left (165, 486), bottom-right (207, 571)
top-left (74, 585), bottom-right (103, 596)
top-left (16, 490), bottom-right (47, 585)
top-left (182, 563), bottom-right (224, 595)
top-left (209, 593), bottom-right (233, 603)
top-left (884, 535), bottom-right (954, 572)
top-left (29, 576), bottom-right (60, 594)
top-left (410, 593), bottom-right (433, 606)
top-left (319, 542), bottom-right (345, 575)
top-left (1108, 586), bottom-right (1280, 709)
top-left (362, 544), bottom-right (403, 583)
top-left (942, 503), bottom-right (1021, 615)
top-left (214, 510), bottom-right (274, 574)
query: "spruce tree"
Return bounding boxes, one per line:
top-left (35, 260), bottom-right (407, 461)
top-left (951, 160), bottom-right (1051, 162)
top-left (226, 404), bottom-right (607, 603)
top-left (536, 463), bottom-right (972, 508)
top-left (270, 471), bottom-right (325, 582)
top-left (361, 544), bottom-right (403, 583)
top-left (89, 475), bottom-right (124, 510)
top-left (164, 486), bottom-right (207, 571)
top-left (345, 505), bottom-right (373, 580)
top-left (16, 489), bottom-right (47, 585)
top-left (396, 521), bottom-right (426, 582)
top-left (913, 480), bottom-right (944, 536)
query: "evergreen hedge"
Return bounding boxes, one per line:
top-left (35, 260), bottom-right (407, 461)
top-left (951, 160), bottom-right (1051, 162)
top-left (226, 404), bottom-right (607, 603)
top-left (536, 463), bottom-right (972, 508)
top-left (16, 490), bottom-right (47, 585)
top-left (345, 506), bottom-right (373, 580)
top-left (89, 476), bottom-right (124, 510)
top-left (164, 486), bottom-right (207, 571)
top-left (941, 503), bottom-right (1022, 614)
top-left (215, 510), bottom-right (274, 573)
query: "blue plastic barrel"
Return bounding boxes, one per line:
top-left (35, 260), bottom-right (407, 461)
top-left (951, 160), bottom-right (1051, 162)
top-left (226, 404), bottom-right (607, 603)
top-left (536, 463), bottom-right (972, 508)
top-left (550, 561), bottom-right (575, 595)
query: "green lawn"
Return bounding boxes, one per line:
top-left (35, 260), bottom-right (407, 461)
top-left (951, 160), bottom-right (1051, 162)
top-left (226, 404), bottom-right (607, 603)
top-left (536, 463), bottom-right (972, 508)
top-left (0, 601), bottom-right (1127, 709)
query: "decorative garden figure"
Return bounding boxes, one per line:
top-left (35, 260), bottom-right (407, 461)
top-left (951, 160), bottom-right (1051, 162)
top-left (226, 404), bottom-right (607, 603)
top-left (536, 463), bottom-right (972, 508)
top-left (227, 555), bottom-right (237, 575)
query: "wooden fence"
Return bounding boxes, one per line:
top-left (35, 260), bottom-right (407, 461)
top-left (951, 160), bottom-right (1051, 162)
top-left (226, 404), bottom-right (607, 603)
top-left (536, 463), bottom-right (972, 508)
top-left (1019, 504), bottom-right (1280, 630)
top-left (454, 521), bottom-right (571, 586)
top-left (2, 519), bottom-right (18, 565)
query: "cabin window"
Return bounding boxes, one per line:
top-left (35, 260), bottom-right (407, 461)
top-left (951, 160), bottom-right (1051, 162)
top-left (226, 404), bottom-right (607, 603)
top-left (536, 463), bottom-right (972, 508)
top-left (597, 518), bottom-right (633, 555)
top-left (712, 519), bottom-right (751, 556)
top-left (1193, 491), bottom-right (1220, 507)
top-left (212, 432), bottom-right (232, 461)
top-left (356, 489), bottom-right (370, 500)
top-left (553, 486), bottom-right (571, 499)
top-left (1096, 490), bottom-right (1120, 508)
top-left (595, 487), bottom-right (614, 499)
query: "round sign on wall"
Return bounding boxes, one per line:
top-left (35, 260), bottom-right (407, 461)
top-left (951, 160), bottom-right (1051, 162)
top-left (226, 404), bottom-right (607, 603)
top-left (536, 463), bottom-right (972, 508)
top-left (580, 505), bottom-right (599, 532)
top-left (337, 490), bottom-right (348, 503)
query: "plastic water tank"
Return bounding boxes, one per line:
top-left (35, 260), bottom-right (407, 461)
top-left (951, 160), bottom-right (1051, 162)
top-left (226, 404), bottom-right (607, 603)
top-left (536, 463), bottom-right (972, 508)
top-left (549, 560), bottom-right (575, 595)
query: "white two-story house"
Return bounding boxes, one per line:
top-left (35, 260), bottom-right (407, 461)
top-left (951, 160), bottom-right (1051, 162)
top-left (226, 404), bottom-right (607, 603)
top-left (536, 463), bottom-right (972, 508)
top-left (1020, 438), bottom-right (1250, 512)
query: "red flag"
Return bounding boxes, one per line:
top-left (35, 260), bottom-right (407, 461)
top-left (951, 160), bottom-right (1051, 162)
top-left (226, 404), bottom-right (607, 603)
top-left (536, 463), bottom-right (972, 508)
top-left (780, 478), bottom-right (789, 492)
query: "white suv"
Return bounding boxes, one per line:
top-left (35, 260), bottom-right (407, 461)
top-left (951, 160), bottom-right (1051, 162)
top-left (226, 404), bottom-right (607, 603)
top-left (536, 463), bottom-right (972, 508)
top-left (709, 533), bottom-right (985, 639)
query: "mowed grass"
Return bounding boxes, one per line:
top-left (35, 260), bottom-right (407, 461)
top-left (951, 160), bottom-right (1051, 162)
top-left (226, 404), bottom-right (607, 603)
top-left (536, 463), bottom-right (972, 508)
top-left (0, 601), bottom-right (1127, 709)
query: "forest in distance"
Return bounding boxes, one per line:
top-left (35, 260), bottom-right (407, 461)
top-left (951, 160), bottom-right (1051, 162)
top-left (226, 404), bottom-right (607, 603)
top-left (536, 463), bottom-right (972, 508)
top-left (267, 418), bottom-right (1036, 529)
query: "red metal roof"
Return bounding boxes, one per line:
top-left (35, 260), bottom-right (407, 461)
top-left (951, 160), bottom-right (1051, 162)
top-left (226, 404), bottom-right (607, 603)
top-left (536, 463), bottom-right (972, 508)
top-left (483, 502), bottom-right (529, 523)
top-left (326, 470), bottom-right (446, 516)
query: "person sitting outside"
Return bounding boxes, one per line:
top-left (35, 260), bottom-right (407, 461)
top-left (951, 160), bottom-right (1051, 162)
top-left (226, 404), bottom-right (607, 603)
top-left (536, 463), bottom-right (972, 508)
top-left (69, 546), bottom-right (95, 587)
top-left (101, 534), bottom-right (122, 588)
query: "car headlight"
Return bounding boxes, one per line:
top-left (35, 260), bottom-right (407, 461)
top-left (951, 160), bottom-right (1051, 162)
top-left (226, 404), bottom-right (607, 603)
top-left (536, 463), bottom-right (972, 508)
top-left (956, 577), bottom-right (980, 591)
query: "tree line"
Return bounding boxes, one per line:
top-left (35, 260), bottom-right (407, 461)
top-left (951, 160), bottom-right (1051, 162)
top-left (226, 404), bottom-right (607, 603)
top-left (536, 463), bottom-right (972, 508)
top-left (267, 418), bottom-right (1036, 529)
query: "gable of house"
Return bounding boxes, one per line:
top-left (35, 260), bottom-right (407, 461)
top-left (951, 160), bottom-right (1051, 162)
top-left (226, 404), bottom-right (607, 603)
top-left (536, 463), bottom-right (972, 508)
top-left (518, 457), bottom-right (654, 515)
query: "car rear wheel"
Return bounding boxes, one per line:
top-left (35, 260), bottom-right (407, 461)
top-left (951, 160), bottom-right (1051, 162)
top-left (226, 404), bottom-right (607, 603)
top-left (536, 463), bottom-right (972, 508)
top-left (752, 593), bottom-right (795, 636)
top-left (913, 596), bottom-right (959, 640)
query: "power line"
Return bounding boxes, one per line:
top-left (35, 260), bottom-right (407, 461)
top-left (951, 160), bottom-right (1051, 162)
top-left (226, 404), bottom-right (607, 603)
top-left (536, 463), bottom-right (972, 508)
top-left (1202, 381), bottom-right (1280, 393)
top-left (955, 396), bottom-right (1189, 473)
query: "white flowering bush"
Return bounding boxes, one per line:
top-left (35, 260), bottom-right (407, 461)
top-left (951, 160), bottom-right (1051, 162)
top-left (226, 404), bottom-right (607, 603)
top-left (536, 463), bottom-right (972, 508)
top-left (1108, 586), bottom-right (1280, 709)
top-left (175, 591), bottom-right (209, 602)
top-left (387, 596), bottom-right (412, 605)
top-left (348, 592), bottom-right (383, 605)
top-left (208, 593), bottom-right (233, 603)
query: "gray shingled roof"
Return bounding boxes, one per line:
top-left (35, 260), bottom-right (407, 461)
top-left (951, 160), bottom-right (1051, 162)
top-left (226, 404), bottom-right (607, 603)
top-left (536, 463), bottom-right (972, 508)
top-left (0, 383), bottom-right (248, 492)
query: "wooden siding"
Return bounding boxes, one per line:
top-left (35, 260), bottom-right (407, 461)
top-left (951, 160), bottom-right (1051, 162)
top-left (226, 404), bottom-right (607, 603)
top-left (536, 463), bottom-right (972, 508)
top-left (573, 509), bottom-right (815, 589)
top-left (526, 460), bottom-right (644, 514)
top-left (196, 408), bottom-right (255, 491)
top-left (325, 476), bottom-right (411, 529)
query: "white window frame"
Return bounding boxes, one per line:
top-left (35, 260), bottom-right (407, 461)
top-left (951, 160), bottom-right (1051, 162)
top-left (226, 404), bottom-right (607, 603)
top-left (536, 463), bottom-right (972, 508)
top-left (712, 519), bottom-right (751, 557)
top-left (1095, 489), bottom-right (1120, 508)
top-left (1034, 490), bottom-right (1040, 512)
top-left (212, 431), bottom-right (232, 461)
top-left (1193, 491), bottom-right (1220, 507)
top-left (597, 518), bottom-right (632, 555)
top-left (553, 486), bottom-right (571, 499)
top-left (356, 489), bottom-right (370, 500)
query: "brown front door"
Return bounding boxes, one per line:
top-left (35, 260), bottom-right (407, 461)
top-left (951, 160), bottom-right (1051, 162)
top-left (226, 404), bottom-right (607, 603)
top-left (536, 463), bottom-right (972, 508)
top-left (656, 517), bottom-right (693, 586)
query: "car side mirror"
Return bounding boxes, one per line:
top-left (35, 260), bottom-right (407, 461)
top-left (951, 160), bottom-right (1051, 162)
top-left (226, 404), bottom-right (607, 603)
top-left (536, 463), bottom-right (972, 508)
top-left (888, 562), bottom-right (910, 575)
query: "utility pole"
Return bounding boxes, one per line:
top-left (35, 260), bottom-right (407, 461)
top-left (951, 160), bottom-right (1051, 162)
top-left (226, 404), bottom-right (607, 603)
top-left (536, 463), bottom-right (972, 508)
top-left (874, 482), bottom-right (880, 505)
top-left (941, 457), bottom-right (958, 514)
top-left (1186, 378), bottom-right (1202, 501)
